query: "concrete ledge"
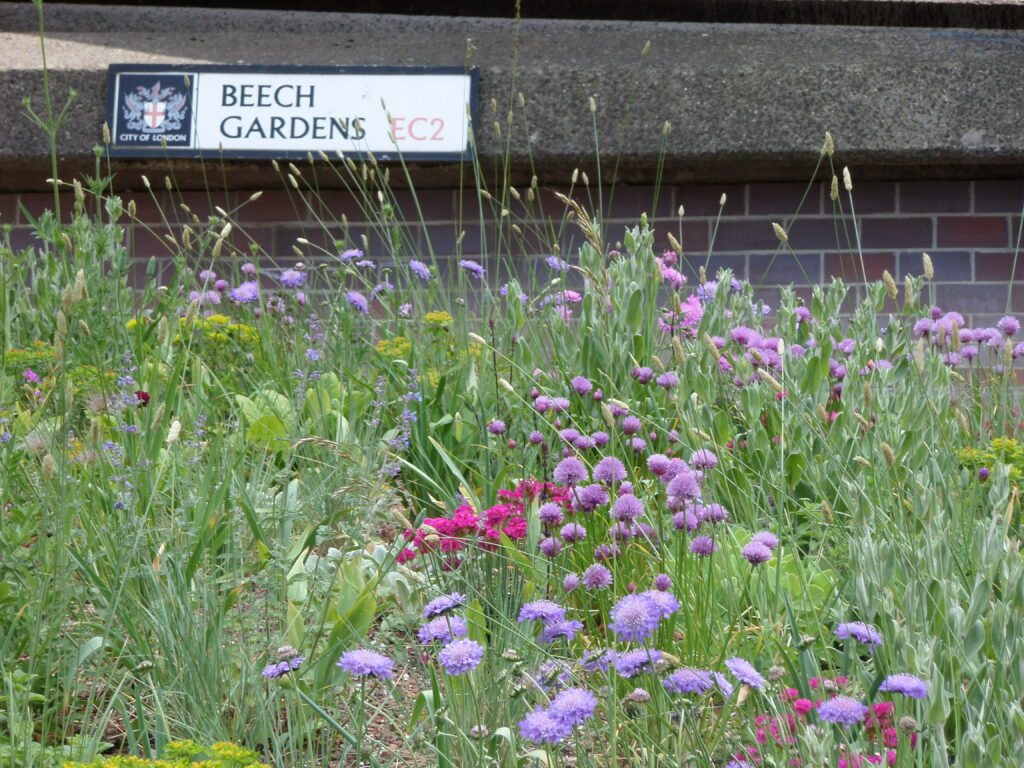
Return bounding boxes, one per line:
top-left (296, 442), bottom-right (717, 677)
top-left (2, 2), bottom-right (1024, 190)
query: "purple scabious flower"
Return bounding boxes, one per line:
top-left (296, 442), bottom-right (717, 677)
top-left (655, 372), bottom-right (679, 390)
top-left (539, 502), bottom-right (565, 526)
top-left (611, 494), bottom-right (644, 521)
top-left (409, 259), bottom-right (431, 280)
top-left (539, 537), bottom-right (563, 557)
top-left (712, 671), bottom-right (735, 698)
top-left (553, 457), bottom-right (588, 486)
top-left (422, 592), bottom-right (466, 618)
top-left (339, 248), bottom-right (363, 261)
top-left (614, 648), bottom-right (662, 678)
top-left (817, 696), bottom-right (870, 726)
top-left (653, 573), bottom-right (672, 591)
top-left (609, 594), bottom-right (661, 643)
top-left (580, 649), bottom-right (614, 674)
top-left (438, 639), bottom-right (484, 675)
top-left (418, 615), bottom-right (469, 644)
top-left (262, 655), bottom-right (305, 679)
top-left (795, 306), bottom-right (812, 324)
top-left (519, 599), bottom-right (567, 624)
top-left (546, 255), bottom-right (570, 271)
top-left (663, 668), bottom-right (714, 694)
top-left (560, 522), bottom-right (587, 542)
top-left (621, 416), bottom-right (642, 435)
top-left (690, 449), bottom-right (718, 469)
top-left (563, 573), bottom-right (580, 592)
top-left (539, 619), bottom-right (585, 644)
top-left (741, 541), bottom-right (773, 565)
top-left (346, 290), bottom-right (369, 314)
top-left (641, 589), bottom-right (679, 619)
top-left (571, 376), bottom-right (593, 395)
top-left (834, 622), bottom-right (883, 648)
top-left (594, 456), bottom-right (627, 484)
top-left (730, 326), bottom-right (761, 347)
top-left (999, 315), bottom-right (1020, 337)
top-left (337, 649), bottom-right (394, 679)
top-left (487, 419), bottom-right (507, 435)
top-left (879, 673), bottom-right (929, 699)
top-left (229, 281), bottom-right (260, 303)
top-left (280, 269), bottom-right (305, 288)
top-left (582, 563), bottom-right (613, 589)
top-left (519, 707), bottom-right (571, 744)
top-left (690, 535), bottom-right (718, 556)
top-left (573, 483), bottom-right (609, 512)
top-left (458, 259), bottom-right (485, 279)
top-left (751, 531), bottom-right (779, 550)
top-left (725, 658), bottom-right (764, 689)
top-left (548, 687), bottom-right (597, 726)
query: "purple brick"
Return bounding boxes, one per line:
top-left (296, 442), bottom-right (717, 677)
top-left (897, 250), bottom-right (971, 281)
top-left (900, 181), bottom-right (971, 213)
top-left (860, 217), bottom-right (933, 249)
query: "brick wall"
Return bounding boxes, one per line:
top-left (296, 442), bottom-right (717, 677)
top-left (2, 179), bottom-right (1022, 326)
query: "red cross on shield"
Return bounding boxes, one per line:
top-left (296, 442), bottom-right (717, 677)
top-left (143, 101), bottom-right (166, 130)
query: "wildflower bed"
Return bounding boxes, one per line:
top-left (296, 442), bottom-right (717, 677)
top-left (1, 161), bottom-right (1023, 768)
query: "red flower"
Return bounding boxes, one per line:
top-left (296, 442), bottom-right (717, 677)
top-left (134, 390), bottom-right (150, 407)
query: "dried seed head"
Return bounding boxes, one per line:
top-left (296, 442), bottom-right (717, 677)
top-left (288, 174), bottom-right (299, 189)
top-left (821, 500), bottom-right (833, 523)
top-left (509, 186), bottom-right (521, 200)
top-left (914, 337), bottom-right (926, 372)
top-left (882, 270), bottom-right (898, 299)
top-left (903, 275), bottom-right (914, 308)
top-left (288, 162), bottom-right (301, 177)
top-left (219, 222), bottom-right (232, 240)
top-left (759, 369), bottom-right (784, 394)
top-left (821, 131), bottom-right (834, 157)
top-left (719, 192), bottom-right (727, 207)
top-left (78, 319), bottom-right (91, 336)
top-left (102, 122), bottom-right (111, 144)
top-left (572, 168), bottom-right (579, 184)
top-left (164, 176), bottom-right (173, 191)
top-left (141, 175), bottom-right (151, 189)
top-left (518, 92), bottom-right (525, 107)
top-left (767, 665), bottom-right (787, 682)
top-left (210, 238), bottom-right (224, 259)
top-left (772, 222), bottom-right (788, 243)
top-left (601, 403), bottom-right (616, 429)
top-left (292, 246), bottom-right (303, 258)
top-left (853, 456), bottom-right (871, 467)
top-left (73, 269), bottom-right (87, 301)
top-left (667, 232), bottom-right (683, 253)
top-left (678, 205), bottom-right (685, 217)
top-left (899, 716), bottom-right (918, 733)
top-left (56, 310), bottom-right (68, 340)
top-left (1005, 338), bottom-right (1014, 369)
top-left (673, 336), bottom-right (686, 365)
top-left (663, 120), bottom-right (672, 136)
top-left (271, 159), bottom-right (280, 172)
top-left (215, 205), bottom-right (228, 217)
top-left (830, 175), bottom-right (839, 201)
top-left (165, 420), bottom-right (182, 445)
top-left (468, 332), bottom-right (488, 346)
top-left (843, 166), bottom-right (853, 191)
top-left (62, 285), bottom-right (73, 314)
top-left (128, 199), bottom-right (137, 219)
top-left (589, 96), bottom-right (597, 113)
top-left (703, 332), bottom-right (720, 361)
top-left (881, 442), bottom-right (896, 466)
top-left (641, 39), bottom-right (651, 56)
top-left (922, 252), bottom-right (934, 279)
top-left (42, 453), bottom-right (56, 479)
top-left (73, 179), bottom-right (85, 204)
top-left (581, 171), bottom-right (590, 187)
top-left (952, 320), bottom-right (961, 350)
top-left (862, 380), bottom-right (872, 408)
top-left (698, 266), bottom-right (707, 284)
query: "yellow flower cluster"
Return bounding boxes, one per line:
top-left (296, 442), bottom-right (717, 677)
top-left (958, 437), bottom-right (1024, 482)
top-left (65, 740), bottom-right (270, 768)
top-left (376, 336), bottom-right (412, 358)
top-left (175, 315), bottom-right (259, 347)
top-left (423, 311), bottom-right (454, 328)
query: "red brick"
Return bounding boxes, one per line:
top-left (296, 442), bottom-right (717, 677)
top-left (937, 216), bottom-right (1008, 248)
top-left (749, 252), bottom-right (822, 285)
top-left (975, 181), bottom-right (1024, 214)
top-left (17, 192), bottom-right (76, 224)
top-left (0, 193), bottom-right (18, 225)
top-left (131, 225), bottom-right (182, 259)
top-left (388, 189), bottom-right (457, 223)
top-left (602, 185), bottom-right (673, 220)
top-left (897, 250), bottom-right (971, 281)
top-left (713, 220), bottom-right (779, 252)
top-left (824, 251), bottom-right (895, 282)
top-left (228, 189), bottom-right (304, 225)
top-left (177, 190), bottom-right (234, 224)
top-left (673, 253), bottom-right (747, 283)
top-left (675, 184), bottom-right (746, 217)
top-left (6, 226), bottom-right (40, 253)
top-left (934, 283), bottom-right (1007, 315)
top-left (900, 180), bottom-right (971, 213)
top-left (748, 182), bottom-right (821, 215)
top-left (658, 220), bottom-right (709, 254)
top-left (824, 181), bottom-right (896, 215)
top-left (976, 252), bottom-right (1024, 282)
top-left (859, 217), bottom-right (933, 249)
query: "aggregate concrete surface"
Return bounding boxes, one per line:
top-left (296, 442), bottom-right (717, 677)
top-left (1, 2), bottom-right (1023, 187)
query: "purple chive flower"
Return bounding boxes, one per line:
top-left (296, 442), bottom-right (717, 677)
top-left (559, 428), bottom-right (581, 443)
top-left (529, 430), bottom-right (545, 445)
top-left (667, 470), bottom-right (701, 501)
top-left (487, 419), bottom-right (507, 435)
top-left (563, 573), bottom-right (580, 592)
top-left (655, 372), bottom-right (679, 390)
top-left (553, 457), bottom-right (588, 485)
top-left (653, 573), bottom-right (672, 591)
top-left (539, 503), bottom-right (565, 526)
top-left (539, 619), bottom-right (585, 644)
top-left (409, 259), bottom-right (431, 280)
top-left (618, 481), bottom-right (634, 496)
top-left (609, 594), bottom-right (661, 643)
top-left (879, 673), bottom-right (929, 699)
top-left (751, 531), bottom-right (779, 551)
top-left (337, 649), bottom-right (394, 679)
top-left (795, 306), bottom-right (812, 324)
top-left (539, 537), bottom-right (563, 557)
top-left (999, 316), bottom-right (1020, 337)
top-left (593, 543), bottom-right (621, 561)
top-left (548, 687), bottom-right (597, 726)
top-left (834, 622), bottom-right (883, 648)
top-left (422, 592), bottom-right (466, 618)
top-left (697, 503), bottom-right (729, 523)
top-left (458, 259), bottom-right (485, 279)
top-left (631, 366), bottom-right (654, 384)
top-left (817, 696), bottom-right (870, 726)
top-left (560, 522), bottom-right (587, 542)
top-left (614, 648), bottom-right (662, 678)
top-left (724, 658), bottom-right (764, 689)
top-left (519, 707), bottom-right (571, 744)
top-left (280, 269), bottom-right (305, 288)
top-left (594, 456), bottom-right (627, 484)
top-left (663, 668), bottom-right (714, 694)
top-left (346, 290), bottom-right (369, 314)
top-left (240, 261), bottom-right (257, 274)
top-left (571, 376), bottom-right (593, 395)
top-left (582, 563), bottom-right (613, 589)
top-left (621, 416), bottom-right (642, 435)
top-left (418, 615), bottom-right (470, 644)
top-left (629, 437), bottom-right (647, 453)
top-left (979, 467), bottom-right (991, 481)
top-left (690, 535), bottom-right (718, 556)
top-left (611, 494), bottom-right (644, 521)
top-left (672, 509), bottom-right (699, 532)
top-left (229, 281), bottom-right (260, 303)
top-left (573, 483), bottom-right (609, 512)
top-left (519, 600), bottom-right (567, 624)
top-left (690, 449), bottom-right (718, 469)
top-left (438, 639), bottom-right (484, 675)
top-left (647, 454), bottom-right (672, 476)
top-left (741, 541), bottom-right (773, 565)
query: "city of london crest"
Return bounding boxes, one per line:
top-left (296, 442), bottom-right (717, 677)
top-left (123, 81), bottom-right (188, 133)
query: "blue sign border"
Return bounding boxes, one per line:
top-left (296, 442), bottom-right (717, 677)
top-left (106, 64), bottom-right (479, 162)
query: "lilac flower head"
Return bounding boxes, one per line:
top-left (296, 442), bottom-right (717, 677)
top-left (418, 615), bottom-right (469, 644)
top-left (594, 456), bottom-right (627, 484)
top-left (339, 248), bottom-right (363, 261)
top-left (519, 707), bottom-right (571, 744)
top-left (582, 563), bottom-right (613, 589)
top-left (741, 541), bottom-right (773, 565)
top-left (655, 372), bottom-right (679, 390)
top-left (879, 673), bottom-right (929, 699)
top-left (667, 470), bottom-right (701, 501)
top-left (458, 259), bottom-right (485, 279)
top-left (663, 668), bottom-right (714, 695)
top-left (518, 600), bottom-right (566, 624)
top-left (263, 652), bottom-right (306, 679)
top-left (724, 657), bottom-right (764, 689)
top-left (571, 376), bottom-right (593, 395)
top-left (229, 281), bottom-right (260, 303)
top-left (653, 573), bottom-right (672, 591)
top-left (337, 649), bottom-right (394, 679)
top-left (487, 419), bottom-right (507, 435)
top-left (550, 397), bottom-right (571, 413)
top-left (553, 457), bottom-right (588, 486)
top-left (631, 366), bottom-right (654, 384)
top-left (280, 269), bottom-right (305, 288)
top-left (609, 594), bottom-right (661, 643)
top-left (591, 430), bottom-right (610, 447)
top-left (730, 326), bottom-right (761, 347)
top-left (346, 290), bottom-right (369, 314)
top-left (612, 494), bottom-right (644, 521)
top-left (697, 503), bottom-right (729, 523)
top-left (672, 509), bottom-right (700, 532)
top-left (712, 671), bottom-right (735, 698)
top-left (647, 454), bottom-right (672, 476)
top-left (573, 483), bottom-right (609, 512)
top-left (409, 259), bottom-right (431, 280)
top-left (614, 648), bottom-right (662, 678)
top-left (546, 255), bottom-right (570, 271)
top-left (560, 522), bottom-right (587, 542)
top-left (539, 536), bottom-right (563, 557)
top-left (690, 449), bottom-right (718, 470)
top-left (529, 430), bottom-right (545, 445)
top-left (817, 696), bottom-right (869, 726)
top-left (563, 573), bottom-right (580, 592)
top-left (241, 261), bottom-right (257, 274)
top-left (751, 531), bottom-right (779, 551)
top-left (539, 618), bottom-right (584, 644)
top-left (539, 502), bottom-right (564, 526)
top-left (438, 639), bottom-right (484, 675)
top-left (422, 592), bottom-right (466, 618)
top-left (690, 535), bottom-right (717, 556)
top-left (621, 416), bottom-right (642, 435)
top-left (629, 437), bottom-right (647, 453)
top-left (642, 589), bottom-right (679, 619)
top-left (795, 306), bottom-right (812, 324)
top-left (834, 622), bottom-right (883, 648)
top-left (548, 687), bottom-right (598, 726)
top-left (998, 315), bottom-right (1020, 337)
